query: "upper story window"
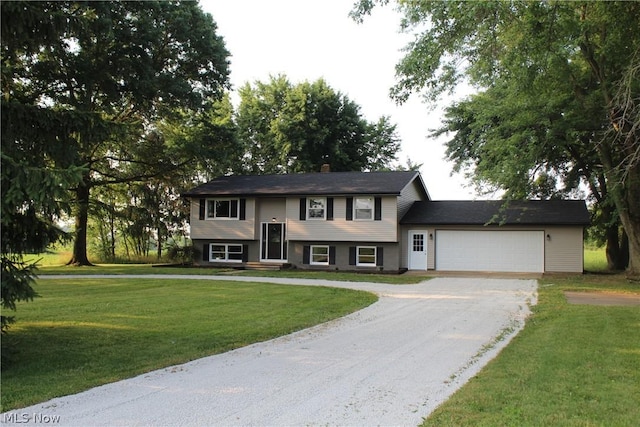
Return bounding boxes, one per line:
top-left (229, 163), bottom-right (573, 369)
top-left (307, 197), bottom-right (326, 220)
top-left (207, 198), bottom-right (239, 219)
top-left (346, 196), bottom-right (381, 221)
top-left (354, 197), bottom-right (374, 220)
top-left (299, 197), bottom-right (333, 221)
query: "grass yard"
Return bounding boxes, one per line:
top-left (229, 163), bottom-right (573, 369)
top-left (8, 245), bottom-right (638, 423)
top-left (423, 273), bottom-right (640, 426)
top-left (36, 263), bottom-right (427, 284)
top-left (0, 277), bottom-right (377, 412)
top-left (36, 263), bottom-right (233, 276)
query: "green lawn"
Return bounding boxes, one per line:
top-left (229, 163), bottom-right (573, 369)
top-left (8, 246), bottom-right (638, 423)
top-left (36, 263), bottom-right (233, 276)
top-left (423, 273), bottom-right (640, 426)
top-left (35, 263), bottom-right (427, 284)
top-left (1, 278), bottom-right (377, 412)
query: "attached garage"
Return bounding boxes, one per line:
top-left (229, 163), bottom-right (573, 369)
top-left (435, 230), bottom-right (544, 273)
top-left (400, 200), bottom-right (590, 273)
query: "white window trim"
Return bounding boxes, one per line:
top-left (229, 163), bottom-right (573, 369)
top-left (307, 197), bottom-right (326, 220)
top-left (353, 196), bottom-right (374, 221)
top-left (310, 245), bottom-right (330, 266)
top-left (209, 243), bottom-right (243, 262)
top-left (356, 246), bottom-right (377, 266)
top-left (206, 198), bottom-right (239, 220)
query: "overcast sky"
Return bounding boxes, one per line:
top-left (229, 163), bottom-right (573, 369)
top-left (201, 0), bottom-right (479, 200)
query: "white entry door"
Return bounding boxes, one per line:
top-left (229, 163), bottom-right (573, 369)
top-left (408, 231), bottom-right (428, 270)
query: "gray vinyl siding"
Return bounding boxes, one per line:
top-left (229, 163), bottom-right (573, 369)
top-left (398, 179), bottom-right (428, 220)
top-left (189, 198), bottom-right (256, 240)
top-left (544, 226), bottom-right (584, 272)
top-left (257, 198), bottom-right (286, 223)
top-left (191, 194), bottom-right (404, 244)
top-left (286, 196), bottom-right (397, 242)
top-left (397, 181), bottom-right (429, 267)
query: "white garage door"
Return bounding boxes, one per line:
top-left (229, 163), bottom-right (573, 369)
top-left (436, 230), bottom-right (544, 273)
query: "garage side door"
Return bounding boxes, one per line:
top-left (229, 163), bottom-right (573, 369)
top-left (436, 230), bottom-right (544, 273)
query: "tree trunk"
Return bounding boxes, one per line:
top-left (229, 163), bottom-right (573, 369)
top-left (619, 229), bottom-right (630, 270)
top-left (67, 182), bottom-right (93, 266)
top-left (619, 213), bottom-right (640, 280)
top-left (109, 209), bottom-right (116, 260)
top-left (614, 163), bottom-right (640, 279)
top-left (604, 224), bottom-right (629, 271)
top-left (157, 225), bottom-right (163, 261)
top-left (597, 120), bottom-right (639, 278)
top-left (605, 225), bottom-right (623, 270)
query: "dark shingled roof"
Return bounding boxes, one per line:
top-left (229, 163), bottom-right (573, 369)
top-left (400, 200), bottom-right (590, 226)
top-left (183, 171), bottom-right (428, 197)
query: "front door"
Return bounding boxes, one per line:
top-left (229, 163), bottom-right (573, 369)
top-left (261, 222), bottom-right (287, 261)
top-left (408, 231), bottom-right (427, 270)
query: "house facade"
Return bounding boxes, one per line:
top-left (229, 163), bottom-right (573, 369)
top-left (183, 171), bottom-right (590, 273)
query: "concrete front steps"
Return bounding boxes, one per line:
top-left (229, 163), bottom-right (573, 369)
top-left (241, 262), bottom-right (292, 271)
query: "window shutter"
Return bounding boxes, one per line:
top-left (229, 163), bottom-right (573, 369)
top-left (376, 246), bottom-right (384, 267)
top-left (242, 244), bottom-right (249, 262)
top-left (303, 245), bottom-right (310, 264)
top-left (261, 223), bottom-right (267, 259)
top-left (346, 197), bottom-right (353, 221)
top-left (231, 199), bottom-right (238, 218)
top-left (327, 197), bottom-right (334, 220)
top-left (199, 198), bottom-right (206, 220)
top-left (374, 197), bottom-right (382, 221)
top-left (202, 244), bottom-right (209, 261)
top-left (329, 246), bottom-right (336, 265)
top-left (349, 246), bottom-right (356, 265)
top-left (299, 198), bottom-right (307, 220)
top-left (239, 199), bottom-right (246, 220)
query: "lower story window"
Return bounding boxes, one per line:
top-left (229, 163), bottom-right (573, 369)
top-left (357, 246), bottom-right (376, 266)
top-left (210, 244), bottom-right (243, 262)
top-left (310, 245), bottom-right (329, 265)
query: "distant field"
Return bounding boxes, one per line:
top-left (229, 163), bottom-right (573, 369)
top-left (24, 250), bottom-right (72, 266)
top-left (583, 246), bottom-right (608, 272)
top-left (25, 249), bottom-right (162, 266)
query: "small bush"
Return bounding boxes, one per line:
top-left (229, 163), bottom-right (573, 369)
top-left (166, 244), bottom-right (196, 265)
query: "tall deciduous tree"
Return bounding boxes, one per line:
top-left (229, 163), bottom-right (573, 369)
top-left (3, 1), bottom-right (231, 267)
top-left (83, 95), bottom-right (240, 263)
top-left (353, 1), bottom-right (640, 277)
top-left (433, 78), bottom-right (629, 270)
top-left (236, 75), bottom-right (400, 173)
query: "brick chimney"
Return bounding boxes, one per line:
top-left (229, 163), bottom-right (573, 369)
top-left (320, 164), bottom-right (331, 173)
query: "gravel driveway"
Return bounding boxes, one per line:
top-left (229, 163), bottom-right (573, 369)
top-left (7, 276), bottom-right (537, 426)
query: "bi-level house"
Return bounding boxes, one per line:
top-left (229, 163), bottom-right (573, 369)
top-left (183, 170), bottom-right (590, 273)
